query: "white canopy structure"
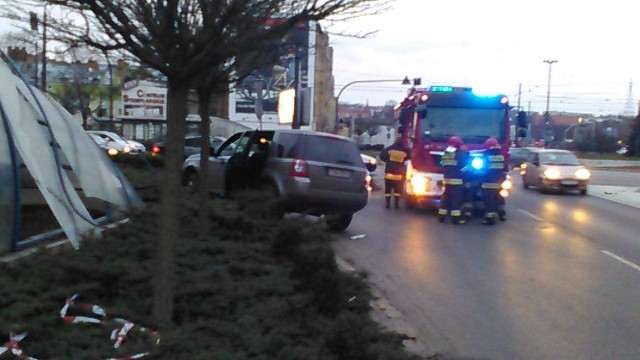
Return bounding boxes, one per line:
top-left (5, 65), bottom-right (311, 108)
top-left (0, 54), bottom-right (143, 253)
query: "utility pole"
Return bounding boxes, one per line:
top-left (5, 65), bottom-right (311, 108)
top-left (29, 12), bottom-right (39, 88)
top-left (101, 49), bottom-right (114, 131)
top-left (543, 60), bottom-right (558, 146)
top-left (41, 5), bottom-right (47, 91)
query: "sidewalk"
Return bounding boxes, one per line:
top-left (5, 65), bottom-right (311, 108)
top-left (588, 185), bottom-right (640, 209)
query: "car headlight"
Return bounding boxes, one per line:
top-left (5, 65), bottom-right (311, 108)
top-left (409, 174), bottom-right (429, 195)
top-left (107, 148), bottom-right (119, 156)
top-left (123, 145), bottom-right (132, 153)
top-left (575, 168), bottom-right (591, 180)
top-left (501, 178), bottom-right (513, 190)
top-left (543, 168), bottom-right (561, 180)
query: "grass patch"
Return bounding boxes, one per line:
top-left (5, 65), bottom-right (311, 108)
top-left (574, 152), bottom-right (640, 161)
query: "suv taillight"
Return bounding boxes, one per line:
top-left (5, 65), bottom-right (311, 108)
top-left (151, 145), bottom-right (160, 154)
top-left (290, 159), bottom-right (308, 178)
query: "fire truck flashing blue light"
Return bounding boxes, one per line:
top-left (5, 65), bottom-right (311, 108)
top-left (471, 157), bottom-right (485, 170)
top-left (471, 86), bottom-right (508, 99)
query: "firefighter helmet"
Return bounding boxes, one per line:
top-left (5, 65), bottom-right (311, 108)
top-left (447, 136), bottom-right (463, 148)
top-left (484, 137), bottom-right (499, 149)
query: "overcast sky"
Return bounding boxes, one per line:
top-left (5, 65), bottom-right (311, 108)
top-left (1, 0), bottom-right (637, 116)
top-left (328, 0), bottom-right (639, 116)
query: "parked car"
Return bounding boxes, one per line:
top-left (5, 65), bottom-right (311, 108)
top-left (151, 135), bottom-right (227, 158)
top-left (182, 130), bottom-right (369, 230)
top-left (520, 149), bottom-right (590, 195)
top-left (87, 130), bottom-right (138, 156)
top-left (508, 146), bottom-right (534, 169)
top-left (360, 153), bottom-right (377, 172)
top-left (616, 145), bottom-right (628, 155)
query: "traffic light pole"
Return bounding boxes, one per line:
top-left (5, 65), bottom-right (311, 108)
top-left (335, 77), bottom-right (412, 138)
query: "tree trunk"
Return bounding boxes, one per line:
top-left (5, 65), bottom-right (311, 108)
top-left (196, 89), bottom-right (211, 240)
top-left (152, 81), bottom-right (189, 329)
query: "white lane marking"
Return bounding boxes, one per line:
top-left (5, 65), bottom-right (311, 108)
top-left (519, 209), bottom-right (544, 222)
top-left (602, 250), bottom-right (640, 273)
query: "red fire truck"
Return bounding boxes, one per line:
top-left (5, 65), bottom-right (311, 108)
top-left (396, 86), bottom-right (518, 209)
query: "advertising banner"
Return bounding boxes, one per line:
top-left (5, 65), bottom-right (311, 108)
top-left (121, 80), bottom-right (167, 120)
top-left (232, 21), bottom-right (310, 116)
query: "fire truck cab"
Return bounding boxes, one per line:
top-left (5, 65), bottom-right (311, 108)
top-left (397, 86), bottom-right (514, 209)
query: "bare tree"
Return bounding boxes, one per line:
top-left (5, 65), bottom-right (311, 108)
top-left (1, 0), bottom-right (391, 329)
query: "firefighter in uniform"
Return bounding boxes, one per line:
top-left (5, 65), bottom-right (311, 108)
top-left (439, 136), bottom-right (468, 224)
top-left (380, 139), bottom-right (410, 209)
top-left (481, 137), bottom-right (505, 225)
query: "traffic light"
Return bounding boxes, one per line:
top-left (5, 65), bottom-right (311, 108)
top-left (29, 12), bottom-right (39, 31)
top-left (516, 111), bottom-right (527, 128)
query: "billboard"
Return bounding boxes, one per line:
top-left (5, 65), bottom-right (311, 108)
top-left (230, 21), bottom-right (311, 122)
top-left (121, 80), bottom-right (167, 120)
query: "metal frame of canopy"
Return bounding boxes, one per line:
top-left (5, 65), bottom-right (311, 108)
top-left (0, 51), bottom-right (143, 254)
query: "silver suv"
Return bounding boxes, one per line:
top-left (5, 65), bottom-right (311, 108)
top-left (182, 129), bottom-right (369, 230)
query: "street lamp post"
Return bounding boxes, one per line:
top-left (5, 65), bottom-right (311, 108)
top-left (335, 77), bottom-right (411, 138)
top-left (543, 59), bottom-right (557, 146)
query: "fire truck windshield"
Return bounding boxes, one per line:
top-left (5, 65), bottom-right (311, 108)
top-left (418, 107), bottom-right (506, 144)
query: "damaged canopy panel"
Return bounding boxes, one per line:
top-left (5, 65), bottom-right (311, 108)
top-left (0, 55), bottom-right (143, 251)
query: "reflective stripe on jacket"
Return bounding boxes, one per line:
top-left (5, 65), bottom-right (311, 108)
top-left (385, 173), bottom-right (403, 181)
top-left (481, 182), bottom-right (500, 189)
top-left (488, 154), bottom-right (505, 169)
top-left (444, 178), bottom-right (463, 185)
top-left (380, 143), bottom-right (410, 178)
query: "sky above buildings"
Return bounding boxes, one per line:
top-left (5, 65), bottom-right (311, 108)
top-left (328, 0), bottom-right (639, 116)
top-left (1, 0), bottom-right (637, 116)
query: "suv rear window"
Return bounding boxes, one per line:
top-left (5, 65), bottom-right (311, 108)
top-left (277, 133), bottom-right (361, 166)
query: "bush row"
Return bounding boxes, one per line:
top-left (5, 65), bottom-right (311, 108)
top-left (0, 186), bottom-right (422, 359)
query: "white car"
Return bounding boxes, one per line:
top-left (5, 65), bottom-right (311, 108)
top-left (87, 130), bottom-right (141, 155)
top-left (360, 153), bottom-right (377, 172)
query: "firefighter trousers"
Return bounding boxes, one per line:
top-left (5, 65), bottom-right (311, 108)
top-left (439, 181), bottom-right (465, 222)
top-left (481, 182), bottom-right (500, 223)
top-left (462, 180), bottom-right (475, 216)
top-left (384, 178), bottom-right (403, 208)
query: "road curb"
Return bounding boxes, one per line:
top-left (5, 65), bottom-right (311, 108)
top-left (335, 256), bottom-right (436, 359)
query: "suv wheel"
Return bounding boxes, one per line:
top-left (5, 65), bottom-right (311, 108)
top-left (325, 213), bottom-right (353, 231)
top-left (405, 197), bottom-right (417, 210)
top-left (183, 170), bottom-right (198, 191)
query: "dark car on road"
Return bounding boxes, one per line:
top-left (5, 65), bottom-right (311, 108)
top-left (182, 129), bottom-right (369, 230)
top-left (509, 146), bottom-right (535, 169)
top-left (151, 135), bottom-right (227, 158)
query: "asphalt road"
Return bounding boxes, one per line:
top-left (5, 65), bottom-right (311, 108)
top-left (333, 170), bottom-right (640, 360)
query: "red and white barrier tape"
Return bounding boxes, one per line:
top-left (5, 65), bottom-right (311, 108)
top-left (0, 332), bottom-right (39, 360)
top-left (59, 294), bottom-right (160, 358)
top-left (2, 295), bottom-right (160, 359)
